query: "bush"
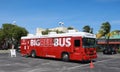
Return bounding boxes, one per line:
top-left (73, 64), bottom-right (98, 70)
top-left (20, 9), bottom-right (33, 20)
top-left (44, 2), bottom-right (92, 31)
top-left (118, 48), bottom-right (120, 53)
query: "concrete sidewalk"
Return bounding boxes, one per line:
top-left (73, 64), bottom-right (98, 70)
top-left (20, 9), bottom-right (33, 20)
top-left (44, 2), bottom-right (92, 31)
top-left (0, 50), bottom-right (10, 53)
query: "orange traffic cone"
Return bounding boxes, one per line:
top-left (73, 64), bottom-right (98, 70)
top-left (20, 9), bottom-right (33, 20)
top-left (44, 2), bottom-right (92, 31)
top-left (90, 60), bottom-right (94, 69)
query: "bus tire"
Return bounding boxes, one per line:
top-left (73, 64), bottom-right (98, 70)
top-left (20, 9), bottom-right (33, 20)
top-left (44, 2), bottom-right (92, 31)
top-left (62, 53), bottom-right (69, 62)
top-left (31, 50), bottom-right (36, 58)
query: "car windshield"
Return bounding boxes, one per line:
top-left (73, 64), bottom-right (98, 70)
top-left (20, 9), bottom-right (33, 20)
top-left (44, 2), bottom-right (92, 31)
top-left (82, 38), bottom-right (96, 48)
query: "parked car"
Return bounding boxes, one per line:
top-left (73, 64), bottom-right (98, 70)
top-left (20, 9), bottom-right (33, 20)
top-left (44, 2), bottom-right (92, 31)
top-left (103, 47), bottom-right (117, 54)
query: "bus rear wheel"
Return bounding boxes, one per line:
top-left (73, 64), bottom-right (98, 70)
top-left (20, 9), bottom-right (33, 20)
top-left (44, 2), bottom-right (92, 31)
top-left (62, 53), bottom-right (69, 62)
top-left (31, 51), bottom-right (36, 58)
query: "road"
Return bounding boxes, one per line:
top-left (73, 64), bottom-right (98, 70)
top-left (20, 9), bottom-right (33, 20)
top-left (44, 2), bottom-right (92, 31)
top-left (0, 52), bottom-right (120, 72)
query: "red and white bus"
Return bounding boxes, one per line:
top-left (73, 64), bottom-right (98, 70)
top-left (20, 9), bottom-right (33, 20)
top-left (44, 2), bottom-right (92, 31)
top-left (20, 30), bottom-right (97, 61)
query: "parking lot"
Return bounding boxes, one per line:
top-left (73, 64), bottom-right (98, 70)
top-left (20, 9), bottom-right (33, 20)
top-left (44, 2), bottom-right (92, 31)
top-left (0, 52), bottom-right (120, 72)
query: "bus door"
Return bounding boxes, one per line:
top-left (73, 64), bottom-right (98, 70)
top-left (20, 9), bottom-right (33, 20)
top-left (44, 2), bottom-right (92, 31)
top-left (74, 38), bottom-right (81, 53)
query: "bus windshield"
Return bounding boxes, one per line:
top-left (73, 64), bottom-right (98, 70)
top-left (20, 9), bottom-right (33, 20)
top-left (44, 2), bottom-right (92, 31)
top-left (82, 38), bottom-right (96, 48)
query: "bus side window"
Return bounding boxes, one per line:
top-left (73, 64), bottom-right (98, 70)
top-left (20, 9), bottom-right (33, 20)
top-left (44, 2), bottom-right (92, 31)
top-left (74, 40), bottom-right (80, 47)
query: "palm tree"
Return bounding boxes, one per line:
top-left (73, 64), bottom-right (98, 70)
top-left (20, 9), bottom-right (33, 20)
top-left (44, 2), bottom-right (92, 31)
top-left (97, 22), bottom-right (111, 50)
top-left (83, 25), bottom-right (93, 33)
top-left (83, 25), bottom-right (91, 33)
top-left (97, 22), bottom-right (111, 38)
top-left (101, 22), bottom-right (111, 36)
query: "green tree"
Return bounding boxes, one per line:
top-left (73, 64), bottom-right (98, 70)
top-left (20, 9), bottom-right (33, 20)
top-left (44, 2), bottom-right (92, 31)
top-left (56, 30), bottom-right (64, 34)
top-left (0, 23), bottom-right (28, 49)
top-left (67, 27), bottom-right (74, 30)
top-left (0, 29), bottom-right (5, 49)
top-left (97, 22), bottom-right (111, 38)
top-left (42, 29), bottom-right (51, 35)
top-left (83, 25), bottom-right (93, 33)
top-left (97, 22), bottom-right (111, 50)
top-left (0, 29), bottom-right (4, 41)
top-left (110, 30), bottom-right (120, 36)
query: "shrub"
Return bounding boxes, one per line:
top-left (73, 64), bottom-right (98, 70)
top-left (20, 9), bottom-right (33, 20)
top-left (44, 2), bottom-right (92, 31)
top-left (118, 48), bottom-right (120, 53)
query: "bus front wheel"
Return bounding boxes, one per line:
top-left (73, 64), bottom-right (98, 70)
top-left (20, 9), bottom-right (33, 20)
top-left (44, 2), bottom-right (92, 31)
top-left (31, 50), bottom-right (36, 58)
top-left (62, 53), bottom-right (69, 62)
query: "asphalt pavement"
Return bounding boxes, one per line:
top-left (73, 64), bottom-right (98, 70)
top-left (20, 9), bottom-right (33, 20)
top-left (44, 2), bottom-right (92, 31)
top-left (0, 52), bottom-right (120, 72)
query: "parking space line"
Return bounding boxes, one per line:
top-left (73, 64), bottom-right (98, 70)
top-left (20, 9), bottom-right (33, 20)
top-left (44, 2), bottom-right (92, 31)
top-left (67, 64), bottom-right (89, 70)
top-left (41, 62), bottom-right (51, 65)
top-left (108, 67), bottom-right (120, 70)
top-left (95, 59), bottom-right (114, 64)
top-left (66, 59), bottom-right (114, 70)
top-left (41, 62), bottom-right (50, 65)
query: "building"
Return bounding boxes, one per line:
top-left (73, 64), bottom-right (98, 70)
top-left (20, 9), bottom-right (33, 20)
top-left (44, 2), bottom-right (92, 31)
top-left (97, 33), bottom-right (120, 49)
top-left (36, 26), bottom-right (78, 35)
top-left (36, 28), bottom-right (46, 35)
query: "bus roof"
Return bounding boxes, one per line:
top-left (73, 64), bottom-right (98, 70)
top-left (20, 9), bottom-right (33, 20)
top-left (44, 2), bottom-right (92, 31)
top-left (21, 30), bottom-right (96, 39)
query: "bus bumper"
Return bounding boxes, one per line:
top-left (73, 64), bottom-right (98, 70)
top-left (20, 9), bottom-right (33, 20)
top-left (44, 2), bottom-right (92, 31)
top-left (83, 55), bottom-right (97, 60)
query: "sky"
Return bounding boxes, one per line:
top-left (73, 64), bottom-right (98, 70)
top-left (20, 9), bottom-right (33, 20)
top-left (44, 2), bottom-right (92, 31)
top-left (0, 0), bottom-right (120, 34)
